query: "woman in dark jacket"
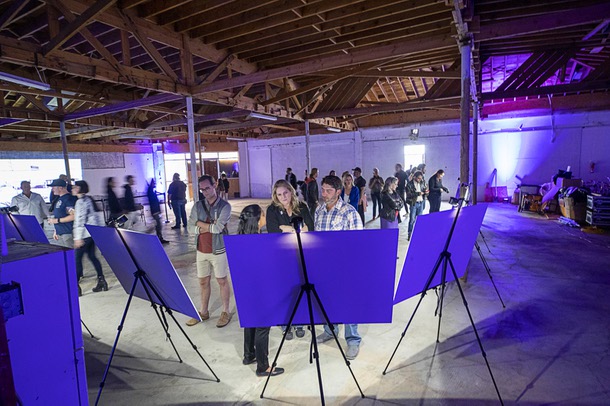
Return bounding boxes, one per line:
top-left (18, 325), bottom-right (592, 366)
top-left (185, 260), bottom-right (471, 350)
top-left (340, 173), bottom-right (360, 211)
top-left (266, 179), bottom-right (314, 340)
top-left (380, 176), bottom-right (403, 229)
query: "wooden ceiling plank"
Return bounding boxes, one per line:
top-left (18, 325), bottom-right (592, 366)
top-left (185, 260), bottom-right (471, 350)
top-left (155, 0), bottom-right (228, 26)
top-left (43, 0), bottom-right (118, 55)
top-left (180, 0), bottom-right (278, 34)
top-left (478, 3), bottom-right (610, 42)
top-left (190, 0), bottom-right (308, 41)
top-left (354, 69), bottom-right (460, 78)
top-left (138, 0), bottom-right (191, 19)
top-left (484, 79), bottom-right (610, 100)
top-left (494, 52), bottom-right (545, 92)
top-left (180, 33), bottom-right (195, 85)
top-left (192, 34), bottom-right (456, 95)
top-left (19, 93), bottom-right (55, 115)
top-left (119, 0), bottom-right (148, 10)
top-left (0, 0), bottom-right (30, 30)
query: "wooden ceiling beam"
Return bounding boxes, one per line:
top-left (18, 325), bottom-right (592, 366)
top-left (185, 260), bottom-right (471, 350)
top-left (192, 34), bottom-right (456, 95)
top-left (478, 3), bottom-right (610, 42)
top-left (43, 0), bottom-right (117, 55)
top-left (59, 0), bottom-right (257, 74)
top-left (179, 0), bottom-right (278, 34)
top-left (483, 79), bottom-right (610, 100)
top-left (353, 69), bottom-right (460, 79)
top-left (154, 0), bottom-right (227, 26)
top-left (307, 96), bottom-right (461, 118)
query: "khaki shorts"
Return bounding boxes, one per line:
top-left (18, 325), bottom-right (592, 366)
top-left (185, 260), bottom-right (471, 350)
top-left (196, 251), bottom-right (229, 279)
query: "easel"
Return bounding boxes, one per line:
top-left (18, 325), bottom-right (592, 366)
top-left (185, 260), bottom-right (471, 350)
top-left (94, 228), bottom-right (219, 406)
top-left (383, 190), bottom-right (504, 405)
top-left (260, 217), bottom-right (364, 405)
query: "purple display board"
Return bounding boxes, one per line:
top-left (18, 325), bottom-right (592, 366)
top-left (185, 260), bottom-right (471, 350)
top-left (225, 229), bottom-right (399, 328)
top-left (87, 225), bottom-right (199, 320)
top-left (1, 214), bottom-right (48, 244)
top-left (394, 204), bottom-right (488, 305)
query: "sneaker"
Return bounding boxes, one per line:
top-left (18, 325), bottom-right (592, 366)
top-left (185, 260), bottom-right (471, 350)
top-left (186, 311), bottom-right (209, 326)
top-left (160, 239), bottom-right (170, 245)
top-left (316, 331), bottom-right (333, 344)
top-left (256, 367), bottom-right (284, 377)
top-left (285, 330), bottom-right (294, 340)
top-left (295, 327), bottom-right (306, 338)
top-left (346, 345), bottom-right (359, 360)
top-left (171, 225), bottom-right (180, 230)
top-left (216, 311), bottom-right (232, 328)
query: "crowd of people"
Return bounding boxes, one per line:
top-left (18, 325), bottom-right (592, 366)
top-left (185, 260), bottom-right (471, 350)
top-left (9, 163), bottom-right (450, 378)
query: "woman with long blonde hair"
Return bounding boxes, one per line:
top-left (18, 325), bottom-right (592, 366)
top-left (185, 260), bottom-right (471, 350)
top-left (266, 179), bottom-right (314, 340)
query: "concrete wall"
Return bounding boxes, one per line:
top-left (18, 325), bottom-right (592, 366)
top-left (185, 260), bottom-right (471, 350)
top-left (238, 110), bottom-right (610, 200)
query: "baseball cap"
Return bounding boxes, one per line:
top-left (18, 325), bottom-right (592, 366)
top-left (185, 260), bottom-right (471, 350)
top-left (49, 179), bottom-right (67, 187)
top-left (352, 167), bottom-right (362, 172)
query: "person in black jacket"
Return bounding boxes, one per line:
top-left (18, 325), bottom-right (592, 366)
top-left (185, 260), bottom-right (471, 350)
top-left (105, 177), bottom-right (122, 222)
top-left (306, 168), bottom-right (319, 219)
top-left (123, 175), bottom-right (138, 229)
top-left (239, 204), bottom-right (285, 378)
top-left (380, 176), bottom-right (403, 229)
top-left (147, 178), bottom-right (169, 244)
top-left (285, 167), bottom-right (297, 191)
top-left (266, 179), bottom-right (314, 340)
top-left (168, 173), bottom-right (188, 229)
top-left (428, 169), bottom-right (450, 213)
top-left (394, 163), bottom-right (409, 215)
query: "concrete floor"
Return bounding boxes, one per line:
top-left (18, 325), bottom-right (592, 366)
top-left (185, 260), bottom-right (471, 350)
top-left (74, 200), bottom-right (610, 405)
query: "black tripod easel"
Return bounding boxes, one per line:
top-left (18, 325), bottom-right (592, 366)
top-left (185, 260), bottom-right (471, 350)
top-left (94, 229), bottom-right (220, 406)
top-left (260, 217), bottom-right (364, 405)
top-left (382, 194), bottom-right (504, 405)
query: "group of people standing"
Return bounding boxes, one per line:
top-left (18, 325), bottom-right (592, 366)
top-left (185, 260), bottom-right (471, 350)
top-left (286, 164), bottom-right (450, 240)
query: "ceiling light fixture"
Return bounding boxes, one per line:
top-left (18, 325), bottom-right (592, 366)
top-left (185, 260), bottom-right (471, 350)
top-left (0, 72), bottom-right (51, 91)
top-left (326, 127), bottom-right (341, 132)
top-left (249, 112), bottom-right (277, 121)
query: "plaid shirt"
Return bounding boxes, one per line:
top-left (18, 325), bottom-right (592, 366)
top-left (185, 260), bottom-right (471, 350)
top-left (314, 198), bottom-right (363, 231)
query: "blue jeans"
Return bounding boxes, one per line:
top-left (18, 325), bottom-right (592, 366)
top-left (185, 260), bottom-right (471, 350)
top-left (324, 324), bottom-right (361, 346)
top-left (408, 201), bottom-right (425, 235)
top-left (171, 199), bottom-right (187, 226)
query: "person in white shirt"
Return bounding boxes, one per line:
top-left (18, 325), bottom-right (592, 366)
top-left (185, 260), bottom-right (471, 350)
top-left (11, 180), bottom-right (49, 226)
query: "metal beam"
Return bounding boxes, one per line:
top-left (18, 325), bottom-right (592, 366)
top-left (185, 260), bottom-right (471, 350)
top-left (64, 93), bottom-right (182, 120)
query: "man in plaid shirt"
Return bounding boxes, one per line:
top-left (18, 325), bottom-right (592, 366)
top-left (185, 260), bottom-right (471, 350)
top-left (314, 175), bottom-right (363, 359)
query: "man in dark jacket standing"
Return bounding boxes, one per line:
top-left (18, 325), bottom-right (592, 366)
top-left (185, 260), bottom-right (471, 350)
top-left (306, 168), bottom-right (319, 219)
top-left (353, 167), bottom-right (367, 224)
top-left (285, 167), bottom-right (297, 191)
top-left (394, 163), bottom-right (409, 215)
top-left (147, 179), bottom-right (169, 244)
top-left (406, 171), bottom-right (428, 240)
top-left (168, 173), bottom-right (188, 229)
top-left (428, 169), bottom-right (449, 213)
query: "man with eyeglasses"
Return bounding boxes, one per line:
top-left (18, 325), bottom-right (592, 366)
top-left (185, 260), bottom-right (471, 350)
top-left (314, 175), bottom-right (363, 360)
top-left (187, 175), bottom-right (233, 328)
top-left (406, 171), bottom-right (428, 241)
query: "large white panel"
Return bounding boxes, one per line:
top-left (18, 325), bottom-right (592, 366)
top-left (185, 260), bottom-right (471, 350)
top-left (249, 147), bottom-right (272, 198)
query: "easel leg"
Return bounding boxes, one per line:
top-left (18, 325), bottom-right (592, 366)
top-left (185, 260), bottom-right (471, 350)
top-left (81, 319), bottom-right (95, 339)
top-left (447, 257), bottom-right (504, 405)
top-left (475, 242), bottom-right (505, 308)
top-left (95, 275), bottom-right (140, 406)
top-left (384, 253), bottom-right (444, 375)
top-left (435, 257), bottom-right (449, 343)
top-left (311, 288), bottom-right (364, 398)
top-left (261, 288), bottom-right (305, 399)
top-left (139, 273), bottom-right (220, 382)
top-left (139, 277), bottom-right (183, 363)
top-left (305, 287), bottom-right (326, 404)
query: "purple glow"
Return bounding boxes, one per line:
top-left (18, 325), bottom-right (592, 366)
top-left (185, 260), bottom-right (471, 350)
top-left (225, 229), bottom-right (398, 328)
top-left (394, 205), bottom-right (487, 304)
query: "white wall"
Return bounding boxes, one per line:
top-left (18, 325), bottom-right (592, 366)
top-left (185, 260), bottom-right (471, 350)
top-left (83, 153), bottom-right (154, 198)
top-left (239, 110), bottom-right (610, 200)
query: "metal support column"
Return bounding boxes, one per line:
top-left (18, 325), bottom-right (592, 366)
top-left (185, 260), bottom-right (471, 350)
top-left (305, 119), bottom-right (311, 176)
top-left (59, 120), bottom-right (72, 182)
top-left (459, 38), bottom-right (471, 196)
top-left (186, 96), bottom-right (199, 202)
top-left (472, 101), bottom-right (479, 204)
